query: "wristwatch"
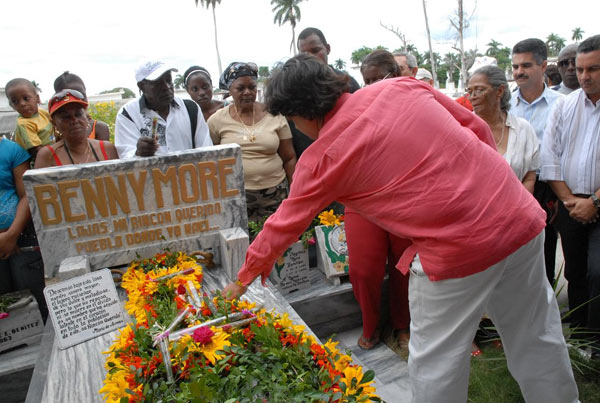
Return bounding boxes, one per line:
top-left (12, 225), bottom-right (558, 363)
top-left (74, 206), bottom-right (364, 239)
top-left (591, 193), bottom-right (600, 209)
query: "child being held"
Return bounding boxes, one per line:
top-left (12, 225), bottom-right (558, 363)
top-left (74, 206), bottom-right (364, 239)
top-left (5, 78), bottom-right (53, 160)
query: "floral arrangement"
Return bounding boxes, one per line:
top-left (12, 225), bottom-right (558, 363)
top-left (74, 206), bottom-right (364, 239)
top-left (317, 210), bottom-right (349, 274)
top-left (100, 251), bottom-right (379, 402)
top-left (0, 294), bottom-right (19, 319)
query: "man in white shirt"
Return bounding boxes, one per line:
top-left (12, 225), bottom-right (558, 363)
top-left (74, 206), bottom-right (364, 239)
top-left (115, 60), bottom-right (212, 158)
top-left (541, 34), bottom-right (600, 359)
top-left (510, 38), bottom-right (564, 285)
top-left (556, 44), bottom-right (580, 95)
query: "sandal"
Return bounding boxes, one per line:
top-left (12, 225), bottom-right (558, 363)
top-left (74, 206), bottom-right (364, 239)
top-left (358, 334), bottom-right (380, 350)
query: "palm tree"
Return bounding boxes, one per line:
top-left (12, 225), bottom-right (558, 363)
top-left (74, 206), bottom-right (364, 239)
top-left (195, 0), bottom-right (223, 75)
top-left (546, 33), bottom-right (567, 57)
top-left (422, 0), bottom-right (437, 86)
top-left (174, 74), bottom-right (185, 89)
top-left (572, 27), bottom-right (584, 42)
top-left (334, 59), bottom-right (346, 71)
top-left (485, 39), bottom-right (502, 57)
top-left (271, 0), bottom-right (305, 55)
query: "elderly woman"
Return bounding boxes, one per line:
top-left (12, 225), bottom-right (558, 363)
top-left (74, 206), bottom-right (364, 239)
top-left (0, 137), bottom-right (48, 321)
top-left (208, 62), bottom-right (296, 222)
top-left (223, 54), bottom-right (577, 403)
top-left (35, 89), bottom-right (118, 168)
top-left (467, 65), bottom-right (538, 194)
top-left (345, 49), bottom-right (411, 350)
top-left (184, 65), bottom-right (224, 121)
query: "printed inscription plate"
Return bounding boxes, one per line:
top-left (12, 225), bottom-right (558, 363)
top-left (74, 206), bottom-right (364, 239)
top-left (269, 241), bottom-right (310, 295)
top-left (44, 269), bottom-right (126, 349)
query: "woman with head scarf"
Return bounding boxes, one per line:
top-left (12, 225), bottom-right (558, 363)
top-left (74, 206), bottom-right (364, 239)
top-left (208, 62), bottom-right (296, 222)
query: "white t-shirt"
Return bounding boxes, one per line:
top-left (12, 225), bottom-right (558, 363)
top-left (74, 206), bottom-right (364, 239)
top-left (504, 113), bottom-right (539, 181)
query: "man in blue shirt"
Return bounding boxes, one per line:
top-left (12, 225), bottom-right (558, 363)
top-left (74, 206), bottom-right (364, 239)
top-left (510, 38), bottom-right (563, 285)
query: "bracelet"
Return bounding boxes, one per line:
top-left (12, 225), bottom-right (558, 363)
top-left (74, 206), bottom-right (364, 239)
top-left (235, 279), bottom-right (246, 288)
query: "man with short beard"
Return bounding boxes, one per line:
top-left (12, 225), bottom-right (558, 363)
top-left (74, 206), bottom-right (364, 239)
top-left (556, 44), bottom-right (580, 94)
top-left (510, 38), bottom-right (563, 285)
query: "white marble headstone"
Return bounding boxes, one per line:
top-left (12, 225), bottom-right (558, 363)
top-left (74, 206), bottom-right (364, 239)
top-left (23, 145), bottom-right (248, 277)
top-left (315, 224), bottom-right (349, 279)
top-left (269, 241), bottom-right (310, 295)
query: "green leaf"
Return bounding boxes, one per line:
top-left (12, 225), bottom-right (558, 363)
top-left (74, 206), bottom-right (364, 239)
top-left (361, 369), bottom-right (375, 384)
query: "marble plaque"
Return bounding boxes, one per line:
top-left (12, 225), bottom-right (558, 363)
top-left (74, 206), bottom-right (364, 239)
top-left (315, 224), bottom-right (349, 279)
top-left (0, 290), bottom-right (43, 353)
top-left (44, 269), bottom-right (126, 350)
top-left (269, 241), bottom-right (311, 294)
top-left (22, 145), bottom-right (248, 277)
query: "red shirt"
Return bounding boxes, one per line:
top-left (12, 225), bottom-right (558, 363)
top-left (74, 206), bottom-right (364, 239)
top-left (238, 78), bottom-right (545, 284)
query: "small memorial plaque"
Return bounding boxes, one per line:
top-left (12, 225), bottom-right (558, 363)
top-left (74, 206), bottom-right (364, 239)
top-left (315, 224), bottom-right (349, 279)
top-left (44, 269), bottom-right (126, 349)
top-left (269, 241), bottom-right (310, 295)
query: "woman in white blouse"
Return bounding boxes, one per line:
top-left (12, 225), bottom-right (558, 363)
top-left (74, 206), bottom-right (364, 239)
top-left (467, 65), bottom-right (539, 193)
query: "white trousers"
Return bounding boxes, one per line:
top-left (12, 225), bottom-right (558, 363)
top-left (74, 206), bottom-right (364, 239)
top-left (408, 232), bottom-right (579, 403)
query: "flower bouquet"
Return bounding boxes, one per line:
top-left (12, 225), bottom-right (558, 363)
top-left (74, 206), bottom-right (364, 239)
top-left (100, 250), bottom-right (379, 402)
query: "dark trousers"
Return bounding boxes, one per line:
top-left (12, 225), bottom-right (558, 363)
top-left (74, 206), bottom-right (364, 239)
top-left (554, 201), bottom-right (600, 346)
top-left (533, 179), bottom-right (559, 284)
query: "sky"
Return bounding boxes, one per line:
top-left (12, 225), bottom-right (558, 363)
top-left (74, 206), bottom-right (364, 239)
top-left (1, 0), bottom-right (596, 101)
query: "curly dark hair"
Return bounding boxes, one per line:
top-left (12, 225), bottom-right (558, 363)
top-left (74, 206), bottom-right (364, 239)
top-left (265, 54), bottom-right (349, 119)
top-left (361, 49), bottom-right (400, 77)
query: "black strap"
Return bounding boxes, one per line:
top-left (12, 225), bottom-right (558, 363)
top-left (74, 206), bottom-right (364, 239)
top-left (183, 99), bottom-right (199, 148)
top-left (121, 107), bottom-right (134, 122)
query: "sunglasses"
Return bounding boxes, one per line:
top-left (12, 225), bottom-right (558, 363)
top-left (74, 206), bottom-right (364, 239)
top-left (49, 89), bottom-right (86, 105)
top-left (558, 58), bottom-right (576, 68)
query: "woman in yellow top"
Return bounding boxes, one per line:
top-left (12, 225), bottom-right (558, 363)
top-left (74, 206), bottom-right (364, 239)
top-left (208, 62), bottom-right (296, 222)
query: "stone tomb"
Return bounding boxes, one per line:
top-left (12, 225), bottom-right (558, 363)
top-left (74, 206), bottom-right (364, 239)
top-left (22, 145), bottom-right (248, 279)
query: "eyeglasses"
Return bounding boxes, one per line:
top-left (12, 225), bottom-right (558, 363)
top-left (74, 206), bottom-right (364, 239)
top-left (558, 58), bottom-right (576, 68)
top-left (465, 86), bottom-right (491, 97)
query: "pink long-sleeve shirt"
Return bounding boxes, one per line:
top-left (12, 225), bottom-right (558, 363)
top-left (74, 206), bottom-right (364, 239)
top-left (238, 78), bottom-right (545, 284)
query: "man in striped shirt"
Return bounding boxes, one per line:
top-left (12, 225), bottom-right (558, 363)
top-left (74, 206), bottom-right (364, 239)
top-left (541, 34), bottom-right (600, 359)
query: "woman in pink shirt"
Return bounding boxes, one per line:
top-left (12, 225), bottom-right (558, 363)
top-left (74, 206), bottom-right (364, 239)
top-left (224, 55), bottom-right (577, 403)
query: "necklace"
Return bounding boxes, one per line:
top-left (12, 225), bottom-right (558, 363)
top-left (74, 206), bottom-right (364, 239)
top-left (494, 116), bottom-right (507, 147)
top-left (233, 104), bottom-right (256, 142)
top-left (64, 139), bottom-right (92, 164)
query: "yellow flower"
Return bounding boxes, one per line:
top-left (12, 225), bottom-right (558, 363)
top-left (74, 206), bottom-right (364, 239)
top-left (99, 370), bottom-right (129, 402)
top-left (174, 327), bottom-right (230, 365)
top-left (334, 353), bottom-right (352, 372)
top-left (318, 209), bottom-right (341, 226)
top-left (340, 365), bottom-right (378, 398)
top-left (333, 261), bottom-right (346, 273)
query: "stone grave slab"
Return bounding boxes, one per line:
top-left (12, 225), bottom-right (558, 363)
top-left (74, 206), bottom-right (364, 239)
top-left (22, 145), bottom-right (248, 277)
top-left (0, 290), bottom-right (43, 353)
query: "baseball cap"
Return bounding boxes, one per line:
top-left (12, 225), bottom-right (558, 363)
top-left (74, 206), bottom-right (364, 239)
top-left (135, 60), bottom-right (178, 83)
top-left (416, 68), bottom-right (433, 81)
top-left (48, 89), bottom-right (88, 116)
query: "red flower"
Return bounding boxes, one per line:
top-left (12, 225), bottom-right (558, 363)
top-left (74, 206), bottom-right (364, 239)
top-left (192, 326), bottom-right (215, 345)
top-left (177, 284), bottom-right (186, 295)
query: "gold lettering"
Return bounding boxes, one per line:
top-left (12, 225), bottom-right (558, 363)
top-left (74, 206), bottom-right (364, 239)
top-left (81, 178), bottom-right (108, 220)
top-left (104, 174), bottom-right (130, 215)
top-left (218, 158), bottom-right (239, 197)
top-left (113, 218), bottom-right (127, 232)
top-left (35, 184), bottom-right (62, 225)
top-left (126, 171), bottom-right (147, 211)
top-left (58, 180), bottom-right (85, 222)
top-left (178, 164), bottom-right (200, 203)
top-left (152, 166), bottom-right (180, 208)
top-left (197, 161), bottom-right (219, 200)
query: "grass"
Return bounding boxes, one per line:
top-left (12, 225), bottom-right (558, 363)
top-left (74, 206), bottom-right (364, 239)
top-left (383, 333), bottom-right (600, 402)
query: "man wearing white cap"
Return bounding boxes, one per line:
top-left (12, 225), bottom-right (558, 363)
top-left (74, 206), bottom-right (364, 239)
top-left (415, 68), bottom-right (434, 86)
top-left (115, 60), bottom-right (212, 158)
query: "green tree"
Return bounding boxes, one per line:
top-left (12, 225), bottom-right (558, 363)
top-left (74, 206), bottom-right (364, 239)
top-left (546, 33), bottom-right (567, 57)
top-left (333, 58), bottom-right (346, 71)
top-left (572, 27), bottom-right (584, 42)
top-left (100, 87), bottom-right (136, 98)
top-left (350, 45), bottom-right (387, 65)
top-left (174, 74), bottom-right (185, 89)
top-left (195, 0), bottom-right (223, 75)
top-left (258, 66), bottom-right (270, 79)
top-left (31, 80), bottom-right (41, 93)
top-left (271, 0), bottom-right (305, 55)
top-left (485, 39), bottom-right (502, 57)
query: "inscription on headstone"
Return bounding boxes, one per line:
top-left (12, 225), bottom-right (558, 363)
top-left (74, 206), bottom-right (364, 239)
top-left (23, 145), bottom-right (248, 276)
top-left (269, 241), bottom-right (310, 295)
top-left (0, 290), bottom-right (43, 353)
top-left (44, 269), bottom-right (126, 349)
